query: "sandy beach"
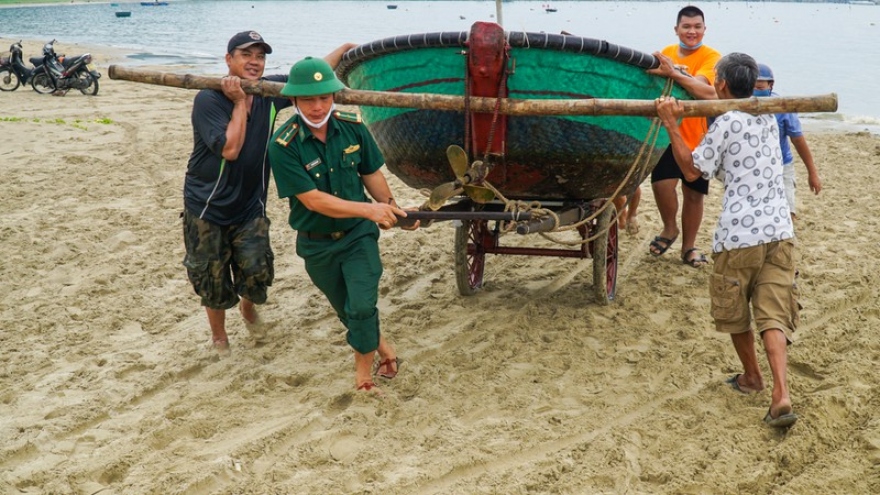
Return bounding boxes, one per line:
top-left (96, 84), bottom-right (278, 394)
top-left (2, 39), bottom-right (880, 494)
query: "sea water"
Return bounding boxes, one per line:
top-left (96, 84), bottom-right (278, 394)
top-left (1, 1), bottom-right (878, 131)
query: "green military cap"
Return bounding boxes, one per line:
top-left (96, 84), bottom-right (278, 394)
top-left (281, 56), bottom-right (346, 97)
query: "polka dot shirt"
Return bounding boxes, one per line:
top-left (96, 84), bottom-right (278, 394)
top-left (692, 111), bottom-right (795, 253)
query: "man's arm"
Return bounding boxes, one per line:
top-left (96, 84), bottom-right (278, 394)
top-left (790, 135), bottom-right (822, 194)
top-left (323, 42), bottom-right (359, 69)
top-left (647, 52), bottom-right (718, 101)
top-left (296, 173), bottom-right (407, 229)
top-left (361, 170), bottom-right (420, 230)
top-left (361, 169), bottom-right (395, 205)
top-left (220, 76), bottom-right (249, 161)
top-left (656, 97), bottom-right (703, 182)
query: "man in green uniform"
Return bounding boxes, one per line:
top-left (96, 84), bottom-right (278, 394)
top-left (268, 56), bottom-right (418, 394)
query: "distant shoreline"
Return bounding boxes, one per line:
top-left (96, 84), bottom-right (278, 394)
top-left (0, 0), bottom-right (111, 8)
top-left (2, 34), bottom-right (877, 136)
top-left (1, 0), bottom-right (877, 6)
top-left (0, 0), bottom-right (177, 7)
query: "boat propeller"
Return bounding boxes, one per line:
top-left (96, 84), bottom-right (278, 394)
top-left (425, 145), bottom-right (496, 210)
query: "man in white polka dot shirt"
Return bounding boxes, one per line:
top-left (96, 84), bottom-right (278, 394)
top-left (656, 52), bottom-right (799, 429)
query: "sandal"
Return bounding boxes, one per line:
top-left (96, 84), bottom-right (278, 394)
top-left (681, 247), bottom-right (708, 268)
top-left (373, 357), bottom-right (400, 379)
top-left (763, 407), bottom-right (798, 428)
top-left (725, 374), bottom-right (760, 394)
top-left (356, 381), bottom-right (384, 397)
top-left (649, 235), bottom-right (677, 257)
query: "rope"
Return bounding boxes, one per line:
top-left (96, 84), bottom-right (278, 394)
top-left (597, 77), bottom-right (676, 234)
top-left (463, 52), bottom-right (472, 157)
top-left (481, 77), bottom-right (676, 246)
top-left (481, 50), bottom-right (511, 164)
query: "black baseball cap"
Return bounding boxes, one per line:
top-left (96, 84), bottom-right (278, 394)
top-left (227, 31), bottom-right (273, 54)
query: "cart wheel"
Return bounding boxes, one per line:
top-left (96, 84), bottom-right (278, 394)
top-left (591, 204), bottom-right (618, 304)
top-left (454, 218), bottom-right (487, 296)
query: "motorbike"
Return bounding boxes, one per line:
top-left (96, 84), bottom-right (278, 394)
top-left (0, 41), bottom-right (42, 91)
top-left (30, 39), bottom-right (101, 96)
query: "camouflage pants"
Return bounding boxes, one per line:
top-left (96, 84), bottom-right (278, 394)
top-left (182, 210), bottom-right (274, 310)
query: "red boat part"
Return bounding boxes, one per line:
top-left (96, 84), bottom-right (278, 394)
top-left (466, 22), bottom-right (508, 162)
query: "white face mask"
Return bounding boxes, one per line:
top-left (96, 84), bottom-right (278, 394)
top-left (296, 102), bottom-right (336, 129)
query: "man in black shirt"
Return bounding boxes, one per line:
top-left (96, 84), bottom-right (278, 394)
top-left (183, 31), bottom-right (354, 354)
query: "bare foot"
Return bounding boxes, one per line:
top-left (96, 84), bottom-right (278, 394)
top-left (240, 301), bottom-right (267, 341)
top-left (626, 216), bottom-right (639, 235)
top-left (212, 338), bottom-right (231, 356)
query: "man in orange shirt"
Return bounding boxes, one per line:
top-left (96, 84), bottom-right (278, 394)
top-left (646, 5), bottom-right (720, 268)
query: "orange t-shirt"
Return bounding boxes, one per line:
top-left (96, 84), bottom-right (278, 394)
top-left (661, 44), bottom-right (722, 149)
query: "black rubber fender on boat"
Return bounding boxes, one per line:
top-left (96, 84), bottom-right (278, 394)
top-left (336, 29), bottom-right (659, 80)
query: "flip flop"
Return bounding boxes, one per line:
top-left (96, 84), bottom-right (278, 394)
top-left (724, 374), bottom-right (758, 395)
top-left (682, 247), bottom-right (709, 268)
top-left (374, 357), bottom-right (401, 379)
top-left (764, 408), bottom-right (798, 428)
top-left (649, 235), bottom-right (677, 257)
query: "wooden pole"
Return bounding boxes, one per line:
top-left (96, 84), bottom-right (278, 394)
top-left (108, 65), bottom-right (838, 117)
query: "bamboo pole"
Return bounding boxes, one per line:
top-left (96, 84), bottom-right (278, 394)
top-left (108, 65), bottom-right (838, 117)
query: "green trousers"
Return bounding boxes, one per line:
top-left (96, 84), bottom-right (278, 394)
top-left (296, 220), bottom-right (383, 354)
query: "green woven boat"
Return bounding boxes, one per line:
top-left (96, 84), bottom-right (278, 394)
top-left (336, 22), bottom-right (692, 201)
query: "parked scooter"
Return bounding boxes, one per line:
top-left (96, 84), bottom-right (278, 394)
top-left (0, 41), bottom-right (41, 91)
top-left (30, 39), bottom-right (101, 96)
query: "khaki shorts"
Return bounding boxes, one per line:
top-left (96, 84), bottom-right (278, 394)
top-left (709, 240), bottom-right (798, 341)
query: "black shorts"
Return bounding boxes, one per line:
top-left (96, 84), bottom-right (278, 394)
top-left (650, 145), bottom-right (709, 195)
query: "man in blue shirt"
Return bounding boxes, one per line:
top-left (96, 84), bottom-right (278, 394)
top-left (753, 63), bottom-right (822, 220)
